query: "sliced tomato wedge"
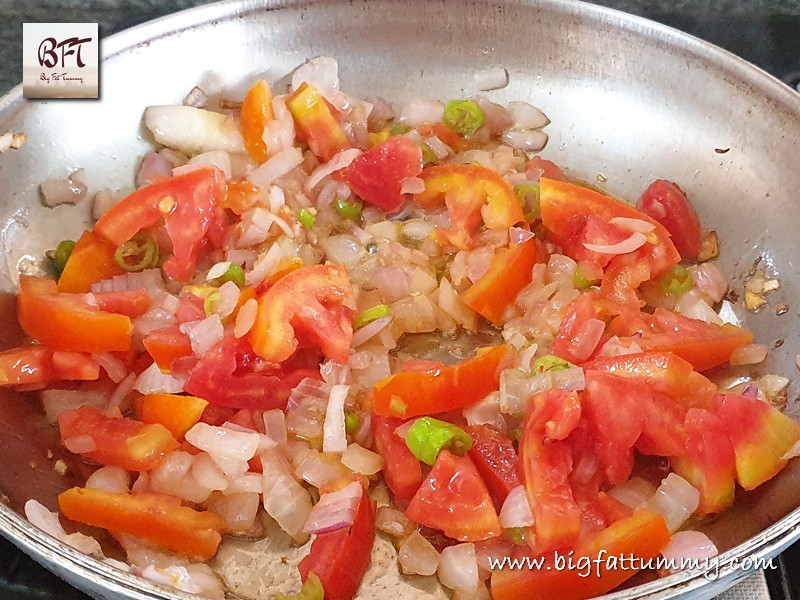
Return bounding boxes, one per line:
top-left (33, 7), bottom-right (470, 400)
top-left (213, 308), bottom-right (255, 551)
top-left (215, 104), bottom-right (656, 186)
top-left (413, 164), bottom-right (525, 250)
top-left (18, 276), bottom-right (132, 353)
top-left (93, 289), bottom-right (152, 318)
top-left (406, 450), bottom-right (502, 542)
top-left (136, 393), bottom-right (209, 440)
top-left (240, 79), bottom-right (274, 163)
top-left (0, 346), bottom-right (54, 386)
top-left (249, 264), bottom-right (353, 364)
top-left (298, 491), bottom-right (376, 600)
top-left (57, 230), bottom-right (124, 293)
top-left (59, 405), bottom-right (178, 471)
top-left (59, 487), bottom-right (224, 560)
top-left (464, 425), bottom-right (521, 509)
top-left (286, 83), bottom-right (351, 162)
top-left (637, 179), bottom-right (702, 261)
top-left (461, 239), bottom-right (538, 326)
top-left (551, 294), bottom-right (605, 364)
top-left (143, 325), bottom-right (193, 372)
top-left (340, 136), bottom-right (423, 212)
top-left (371, 415), bottom-right (424, 501)
top-left (372, 345), bottom-right (509, 418)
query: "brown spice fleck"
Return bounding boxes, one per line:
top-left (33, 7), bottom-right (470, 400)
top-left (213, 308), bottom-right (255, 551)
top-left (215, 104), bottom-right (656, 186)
top-left (776, 304), bottom-right (789, 316)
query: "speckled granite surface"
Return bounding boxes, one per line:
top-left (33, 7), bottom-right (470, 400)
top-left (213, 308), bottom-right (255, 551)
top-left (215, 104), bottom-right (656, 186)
top-left (1, 0), bottom-right (800, 94)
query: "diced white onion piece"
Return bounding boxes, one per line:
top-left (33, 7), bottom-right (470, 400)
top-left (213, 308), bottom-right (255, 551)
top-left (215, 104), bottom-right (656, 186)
top-left (185, 422), bottom-right (260, 461)
top-left (499, 486), bottom-right (534, 528)
top-left (376, 506), bottom-right (415, 538)
top-left (91, 352), bottom-right (128, 383)
top-left (717, 300), bottom-right (741, 327)
top-left (609, 217), bottom-right (656, 233)
top-left (133, 362), bottom-right (184, 395)
top-left (608, 477), bottom-right (657, 509)
top-left (183, 86), bottom-right (208, 108)
top-left (245, 241), bottom-right (285, 286)
top-left (206, 261), bottom-right (232, 281)
top-left (247, 147), bottom-right (304, 188)
top-left (473, 67), bottom-right (509, 91)
top-left (321, 234), bottom-right (363, 270)
top-left (306, 148), bottom-right (362, 190)
top-left (40, 169), bottom-right (88, 207)
top-left (690, 262), bottom-right (728, 304)
top-left (180, 315), bottom-right (224, 356)
top-left (502, 130), bottom-right (548, 152)
top-left (400, 176), bottom-right (426, 195)
top-left (291, 56), bottom-right (347, 110)
top-left (224, 472), bottom-right (263, 495)
top-left (303, 481), bottom-right (363, 534)
top-left (86, 466), bottom-right (130, 494)
top-left (64, 434), bottom-right (97, 454)
top-left (294, 448), bottom-right (348, 488)
top-left (144, 105), bottom-right (246, 156)
top-left (207, 492), bottom-right (260, 533)
top-left (463, 393), bottom-right (506, 433)
top-left (262, 96), bottom-right (296, 156)
top-left (399, 531), bottom-right (441, 576)
top-left (648, 473), bottom-right (700, 532)
top-left (136, 152), bottom-right (173, 188)
top-left (583, 232), bottom-right (648, 255)
top-left (188, 151), bottom-right (232, 179)
top-left (210, 281), bottom-right (240, 319)
top-left (730, 344), bottom-right (768, 366)
top-left (234, 298), bottom-right (259, 338)
top-left (675, 294), bottom-right (724, 325)
top-left (92, 269), bottom-right (165, 295)
top-left (108, 372), bottom-right (136, 410)
top-left (509, 227), bottom-right (536, 245)
top-left (499, 367), bottom-right (585, 415)
top-left (506, 101), bottom-right (550, 130)
top-left (661, 531), bottom-right (719, 572)
top-left (439, 543), bottom-right (479, 593)
top-left (400, 98), bottom-right (445, 127)
top-left (222, 421), bottom-right (277, 453)
top-left (341, 443), bottom-right (383, 475)
top-left (263, 410), bottom-right (288, 446)
top-left (322, 384), bottom-right (349, 454)
top-left (372, 266), bottom-right (412, 303)
top-left (424, 136), bottom-right (452, 159)
top-left (24, 500), bottom-right (104, 558)
top-left (190, 452), bottom-right (229, 492)
top-left (758, 374), bottom-right (790, 402)
top-left (351, 315), bottom-right (393, 348)
top-left (41, 388), bottom-right (107, 424)
top-left (261, 449), bottom-right (312, 540)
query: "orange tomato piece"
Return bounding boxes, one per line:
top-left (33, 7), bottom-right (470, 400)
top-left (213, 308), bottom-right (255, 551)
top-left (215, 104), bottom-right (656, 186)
top-left (137, 393), bottom-right (209, 440)
top-left (57, 230), bottom-right (125, 293)
top-left (461, 239), bottom-right (538, 326)
top-left (59, 487), bottom-right (224, 560)
top-left (414, 164), bottom-right (525, 250)
top-left (286, 83), bottom-right (351, 161)
top-left (222, 180), bottom-right (262, 215)
top-left (372, 345), bottom-right (509, 418)
top-left (18, 276), bottom-right (132, 353)
top-left (0, 346), bottom-right (54, 386)
top-left (143, 325), bottom-right (193, 372)
top-left (240, 80), bottom-right (274, 163)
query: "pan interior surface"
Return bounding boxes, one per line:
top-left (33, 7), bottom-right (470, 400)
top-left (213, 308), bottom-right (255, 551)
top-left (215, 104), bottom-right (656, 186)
top-left (0, 1), bottom-right (798, 598)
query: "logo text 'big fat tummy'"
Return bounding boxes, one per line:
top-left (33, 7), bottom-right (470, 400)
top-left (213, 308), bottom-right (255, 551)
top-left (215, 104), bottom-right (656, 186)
top-left (23, 23), bottom-right (99, 99)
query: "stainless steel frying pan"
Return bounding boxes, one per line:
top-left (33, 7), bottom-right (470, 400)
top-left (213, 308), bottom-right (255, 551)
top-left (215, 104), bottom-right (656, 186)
top-left (0, 1), bottom-right (799, 598)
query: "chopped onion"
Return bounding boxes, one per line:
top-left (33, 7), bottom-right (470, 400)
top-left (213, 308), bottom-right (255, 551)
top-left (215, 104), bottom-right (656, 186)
top-left (499, 486), bottom-right (534, 528)
top-left (609, 216), bottom-right (656, 233)
top-left (675, 293), bottom-right (724, 325)
top-left (207, 491), bottom-right (260, 534)
top-left (233, 298), bottom-right (259, 338)
top-left (506, 101), bottom-right (550, 130)
top-left (375, 506), bottom-right (415, 538)
top-left (399, 531), bottom-right (441, 576)
top-left (321, 234), bottom-right (363, 270)
top-left (306, 148), bottom-right (362, 190)
top-left (608, 477), bottom-right (657, 509)
top-left (730, 344), bottom-right (768, 366)
top-left (689, 262), bottom-right (728, 304)
top-left (293, 448), bottom-right (348, 488)
top-left (262, 96), bottom-right (296, 155)
top-left (261, 449), bottom-right (313, 540)
top-left (509, 227), bottom-right (536, 245)
top-left (92, 352), bottom-right (128, 383)
top-left (400, 98), bottom-right (444, 127)
top-left (322, 384), bottom-right (349, 454)
top-left (133, 362), bottom-right (184, 395)
top-left (758, 374), bottom-right (790, 403)
top-left (400, 176), bottom-right (426, 195)
top-left (247, 147), bottom-right (304, 188)
top-left (473, 67), bottom-right (509, 91)
top-left (500, 367), bottom-right (585, 415)
top-left (136, 152), bottom-right (172, 188)
top-left (372, 266), bottom-right (412, 303)
top-left (351, 315), bottom-right (393, 347)
top-left (341, 443), bottom-right (383, 475)
top-left (262, 410), bottom-right (288, 446)
top-left (41, 387), bottom-right (107, 424)
top-left (463, 392), bottom-right (506, 433)
top-left (108, 372), bottom-right (136, 410)
top-left (291, 56), bottom-right (347, 110)
top-left (502, 130), bottom-right (548, 152)
top-left (183, 86), bottom-right (208, 108)
top-left (64, 434), bottom-right (97, 454)
top-left (144, 105), bottom-right (246, 156)
top-left (40, 169), bottom-right (88, 207)
top-left (92, 269), bottom-right (164, 295)
top-left (185, 422), bottom-right (260, 461)
top-left (473, 97), bottom-right (512, 135)
top-left (93, 188), bottom-right (119, 219)
top-left (187, 151), bottom-right (232, 179)
top-left (303, 481), bottom-right (363, 535)
top-left (647, 473), bottom-right (700, 532)
top-left (583, 231), bottom-right (648, 254)
top-left (25, 500), bottom-right (104, 558)
top-left (190, 452), bottom-right (229, 492)
top-left (569, 318), bottom-right (605, 362)
top-left (424, 136), bottom-right (452, 159)
top-left (180, 315), bottom-right (224, 355)
top-left (439, 543), bottom-right (479, 593)
top-left (661, 531), bottom-right (719, 572)
top-left (86, 466), bottom-right (131, 494)
top-left (222, 421), bottom-right (277, 453)
top-left (437, 278), bottom-right (478, 330)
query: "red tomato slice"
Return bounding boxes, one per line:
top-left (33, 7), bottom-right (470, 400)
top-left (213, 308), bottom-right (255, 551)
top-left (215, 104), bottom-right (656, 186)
top-left (372, 345), bottom-right (509, 418)
top-left (143, 325), bottom-right (193, 372)
top-left (341, 136), bottom-right (423, 212)
top-left (249, 264), bottom-right (353, 364)
top-left (520, 390), bottom-right (583, 553)
top-left (371, 415), bottom-right (423, 501)
top-left (637, 179), bottom-right (702, 261)
top-left (671, 407), bottom-right (736, 514)
top-left (59, 405), bottom-right (178, 471)
top-left (551, 294), bottom-right (605, 364)
top-left (57, 230), bottom-right (124, 293)
top-left (298, 492), bottom-right (376, 600)
top-left (524, 157), bottom-right (567, 182)
top-left (184, 336), bottom-right (319, 410)
top-left (18, 276), bottom-right (132, 353)
top-left (464, 425), bottom-right (521, 509)
top-left (406, 450), bottom-right (502, 542)
top-left (93, 289), bottom-right (152, 318)
top-left (0, 346), bottom-right (54, 386)
top-left (59, 487), bottom-right (224, 560)
top-left (51, 351), bottom-right (101, 382)
top-left (286, 83), bottom-right (351, 162)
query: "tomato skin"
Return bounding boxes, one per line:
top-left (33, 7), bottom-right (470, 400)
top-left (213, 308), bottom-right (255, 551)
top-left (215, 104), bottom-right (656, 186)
top-left (637, 179), bottom-right (702, 261)
top-left (341, 136), bottom-right (423, 212)
top-left (137, 393), bottom-right (209, 440)
top-left (57, 230), bottom-right (124, 293)
top-left (464, 425), bottom-right (520, 509)
top-left (491, 509), bottom-right (670, 600)
top-left (240, 80), bottom-right (274, 163)
top-left (414, 165), bottom-right (525, 250)
top-left (59, 487), bottom-right (224, 560)
top-left (551, 293), bottom-right (604, 364)
top-left (287, 83), bottom-right (351, 162)
top-left (18, 276), bottom-right (132, 353)
top-left (143, 325), bottom-right (193, 372)
top-left (51, 351), bottom-right (101, 382)
top-left (713, 393), bottom-right (800, 490)
top-left (249, 264), bottom-right (353, 364)
top-left (371, 415), bottom-right (424, 500)
top-left (461, 240), bottom-right (538, 326)
top-left (520, 390), bottom-right (583, 553)
top-left (59, 405), bottom-right (178, 471)
top-left (93, 289), bottom-right (152, 318)
top-left (524, 157), bottom-right (567, 182)
top-left (372, 345), bottom-right (509, 418)
top-left (406, 450), bottom-right (502, 542)
top-left (298, 492), bottom-right (376, 600)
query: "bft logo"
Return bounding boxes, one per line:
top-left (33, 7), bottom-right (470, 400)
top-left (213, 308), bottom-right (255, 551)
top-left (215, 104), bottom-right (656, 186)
top-left (23, 23), bottom-right (99, 99)
top-left (37, 36), bottom-right (93, 69)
